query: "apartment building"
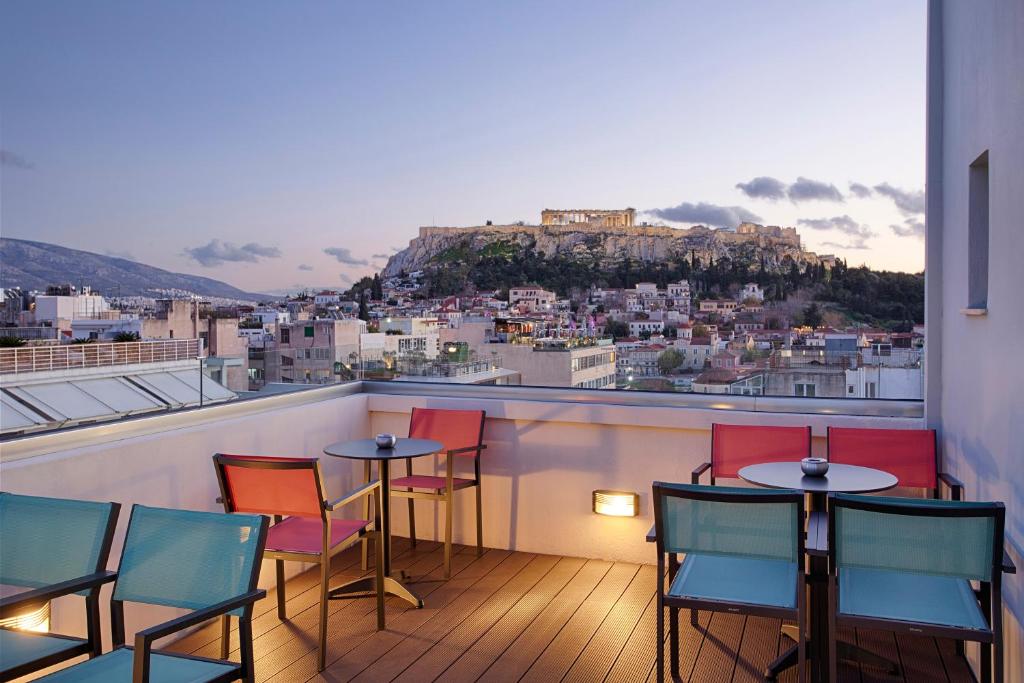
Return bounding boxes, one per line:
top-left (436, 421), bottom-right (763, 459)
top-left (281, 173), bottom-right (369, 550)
top-left (480, 338), bottom-right (616, 389)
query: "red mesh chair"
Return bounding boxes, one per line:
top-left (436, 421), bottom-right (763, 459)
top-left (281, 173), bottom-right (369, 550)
top-left (693, 423), bottom-right (812, 485)
top-left (213, 454), bottom-right (384, 672)
top-left (385, 408), bottom-right (486, 579)
top-left (826, 427), bottom-right (963, 500)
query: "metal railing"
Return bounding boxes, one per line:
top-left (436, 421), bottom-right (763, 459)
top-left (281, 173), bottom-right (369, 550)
top-left (0, 339), bottom-right (202, 375)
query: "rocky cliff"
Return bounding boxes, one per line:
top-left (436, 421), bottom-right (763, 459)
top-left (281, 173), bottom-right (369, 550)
top-left (382, 222), bottom-right (829, 277)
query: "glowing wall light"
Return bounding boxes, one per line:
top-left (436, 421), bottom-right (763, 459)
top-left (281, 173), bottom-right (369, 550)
top-left (0, 600), bottom-right (50, 633)
top-left (592, 490), bottom-right (639, 517)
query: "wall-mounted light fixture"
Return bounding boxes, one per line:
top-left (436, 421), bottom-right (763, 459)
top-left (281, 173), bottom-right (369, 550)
top-left (0, 600), bottom-right (50, 633)
top-left (592, 490), bottom-right (639, 517)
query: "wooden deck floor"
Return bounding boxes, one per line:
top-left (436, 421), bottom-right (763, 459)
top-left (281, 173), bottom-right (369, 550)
top-left (169, 540), bottom-right (975, 682)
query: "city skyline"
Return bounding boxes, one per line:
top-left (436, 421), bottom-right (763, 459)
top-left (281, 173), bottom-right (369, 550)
top-left (1, 1), bottom-right (927, 292)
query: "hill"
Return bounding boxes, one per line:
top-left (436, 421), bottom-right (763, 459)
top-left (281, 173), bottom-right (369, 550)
top-left (0, 238), bottom-right (272, 302)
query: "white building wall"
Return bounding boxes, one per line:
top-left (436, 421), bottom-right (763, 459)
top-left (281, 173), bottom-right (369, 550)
top-left (927, 1), bottom-right (1024, 677)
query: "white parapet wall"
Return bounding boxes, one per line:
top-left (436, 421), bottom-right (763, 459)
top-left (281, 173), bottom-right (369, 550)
top-left (0, 381), bottom-right (922, 652)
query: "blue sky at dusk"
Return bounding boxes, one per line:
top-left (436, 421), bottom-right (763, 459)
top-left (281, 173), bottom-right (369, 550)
top-left (1, 1), bottom-right (926, 293)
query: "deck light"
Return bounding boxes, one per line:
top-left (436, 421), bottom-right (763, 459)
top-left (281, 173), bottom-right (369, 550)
top-left (593, 490), bottom-right (639, 517)
top-left (0, 600), bottom-right (50, 633)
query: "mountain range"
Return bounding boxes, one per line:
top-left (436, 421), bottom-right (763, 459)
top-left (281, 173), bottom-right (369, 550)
top-left (0, 238), bottom-right (272, 302)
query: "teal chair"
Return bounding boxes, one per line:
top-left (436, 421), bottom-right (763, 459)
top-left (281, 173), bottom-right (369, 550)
top-left (653, 482), bottom-right (806, 683)
top-left (828, 494), bottom-right (1007, 683)
top-left (0, 493), bottom-right (120, 682)
top-left (37, 505), bottom-right (268, 683)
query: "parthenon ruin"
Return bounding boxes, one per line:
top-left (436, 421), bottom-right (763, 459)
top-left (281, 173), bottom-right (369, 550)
top-left (541, 208), bottom-right (636, 227)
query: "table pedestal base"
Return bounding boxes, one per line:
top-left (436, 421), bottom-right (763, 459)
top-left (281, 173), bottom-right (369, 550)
top-left (328, 575), bottom-right (424, 609)
top-left (766, 626), bottom-right (900, 680)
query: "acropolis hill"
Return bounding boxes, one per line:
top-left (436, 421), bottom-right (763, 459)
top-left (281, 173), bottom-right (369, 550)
top-left (382, 209), bottom-right (831, 278)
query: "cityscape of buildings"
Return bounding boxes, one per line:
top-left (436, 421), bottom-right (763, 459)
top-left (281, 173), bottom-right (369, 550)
top-left (0, 209), bottom-right (924, 437)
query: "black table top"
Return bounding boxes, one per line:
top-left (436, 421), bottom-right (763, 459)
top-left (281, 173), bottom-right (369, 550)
top-left (323, 437), bottom-right (443, 461)
top-left (738, 461), bottom-right (898, 494)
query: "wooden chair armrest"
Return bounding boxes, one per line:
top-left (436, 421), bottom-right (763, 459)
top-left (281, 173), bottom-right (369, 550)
top-left (938, 472), bottom-right (963, 500)
top-left (646, 524), bottom-right (656, 543)
top-left (325, 480), bottom-right (381, 511)
top-left (0, 571), bottom-right (117, 617)
top-left (1003, 549), bottom-right (1017, 575)
top-left (691, 462), bottom-right (711, 484)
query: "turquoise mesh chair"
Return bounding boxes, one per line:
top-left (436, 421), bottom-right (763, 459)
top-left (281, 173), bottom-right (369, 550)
top-left (0, 492), bottom-right (120, 682)
top-left (828, 494), bottom-right (1007, 683)
top-left (36, 505), bottom-right (268, 683)
top-left (653, 482), bottom-right (806, 683)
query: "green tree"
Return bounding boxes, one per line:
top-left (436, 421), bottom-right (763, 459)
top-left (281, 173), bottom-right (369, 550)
top-left (113, 331), bottom-right (141, 342)
top-left (691, 324), bottom-right (709, 338)
top-left (358, 291), bottom-right (370, 321)
top-left (802, 303), bottom-right (824, 328)
top-left (0, 336), bottom-right (26, 347)
top-left (371, 274), bottom-right (384, 300)
top-left (604, 320), bottom-right (629, 339)
top-left (657, 349), bottom-right (684, 375)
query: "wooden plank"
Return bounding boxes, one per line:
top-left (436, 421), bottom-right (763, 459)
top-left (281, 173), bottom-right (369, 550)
top-left (688, 611), bottom-right (746, 683)
top-left (604, 591), bottom-right (658, 683)
top-left (518, 562), bottom-right (639, 682)
top-left (644, 586), bottom-right (713, 682)
top-left (855, 628), bottom-right (904, 683)
top-left (895, 634), bottom-right (947, 683)
top-left (732, 616), bottom-right (784, 683)
top-left (477, 559), bottom-right (613, 683)
top-left (434, 556), bottom-right (586, 682)
top-left (349, 551), bottom-right (537, 682)
top-left (563, 564), bottom-right (656, 683)
top-left (251, 540), bottom-right (446, 679)
top-left (298, 548), bottom-right (514, 683)
top-left (260, 544), bottom-right (475, 683)
top-left (936, 637), bottom-right (974, 683)
top-left (391, 554), bottom-right (562, 682)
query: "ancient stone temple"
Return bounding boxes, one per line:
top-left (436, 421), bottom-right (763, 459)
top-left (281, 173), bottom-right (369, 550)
top-left (541, 208), bottom-right (635, 228)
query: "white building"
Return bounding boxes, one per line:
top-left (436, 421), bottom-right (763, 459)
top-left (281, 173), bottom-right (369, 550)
top-left (740, 282), bottom-right (765, 302)
top-left (845, 366), bottom-right (923, 400)
top-left (34, 294), bottom-right (110, 325)
top-left (508, 287), bottom-right (556, 312)
top-left (628, 320), bottom-right (665, 337)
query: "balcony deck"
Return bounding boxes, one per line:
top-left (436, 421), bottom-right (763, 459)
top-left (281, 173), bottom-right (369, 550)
top-left (168, 539), bottom-right (974, 683)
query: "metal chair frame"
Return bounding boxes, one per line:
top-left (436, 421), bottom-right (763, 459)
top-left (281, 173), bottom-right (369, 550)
top-left (0, 494), bottom-right (120, 682)
top-left (213, 454), bottom-right (384, 672)
top-left (827, 494), bottom-right (1007, 683)
top-left (653, 482), bottom-right (807, 683)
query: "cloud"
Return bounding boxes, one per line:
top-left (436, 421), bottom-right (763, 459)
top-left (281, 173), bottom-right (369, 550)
top-left (646, 201), bottom-right (762, 229)
top-left (391, 246), bottom-right (403, 252)
top-left (184, 239), bottom-right (282, 267)
top-left (798, 214), bottom-right (875, 248)
top-left (848, 182), bottom-right (873, 198)
top-left (787, 177), bottom-right (844, 203)
top-left (297, 264), bottom-right (314, 271)
top-left (873, 182), bottom-right (925, 215)
top-left (890, 217), bottom-right (925, 238)
top-left (0, 149), bottom-right (34, 170)
top-left (104, 249), bottom-right (135, 260)
top-left (339, 273), bottom-right (354, 284)
top-left (324, 247), bottom-right (369, 266)
top-left (735, 176), bottom-right (787, 200)
top-left (372, 253), bottom-right (391, 259)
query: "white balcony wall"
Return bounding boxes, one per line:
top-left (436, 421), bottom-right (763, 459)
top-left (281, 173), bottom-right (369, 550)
top-left (927, 0), bottom-right (1024, 677)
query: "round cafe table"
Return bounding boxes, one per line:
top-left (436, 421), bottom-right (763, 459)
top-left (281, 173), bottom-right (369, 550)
top-left (738, 461), bottom-right (898, 682)
top-left (323, 437), bottom-right (443, 609)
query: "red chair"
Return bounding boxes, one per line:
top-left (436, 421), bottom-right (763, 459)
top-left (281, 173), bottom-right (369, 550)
top-left (693, 423), bottom-right (812, 484)
top-left (384, 408), bottom-right (486, 579)
top-left (826, 427), bottom-right (963, 500)
top-left (213, 454), bottom-right (384, 672)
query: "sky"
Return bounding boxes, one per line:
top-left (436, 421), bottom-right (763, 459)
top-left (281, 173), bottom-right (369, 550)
top-left (0, 1), bottom-right (927, 294)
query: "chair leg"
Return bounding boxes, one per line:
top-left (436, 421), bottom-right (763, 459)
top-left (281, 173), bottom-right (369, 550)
top-left (827, 579), bottom-right (837, 683)
top-left (276, 558), bottom-right (286, 620)
top-left (981, 582), bottom-right (993, 683)
top-left (444, 488), bottom-right (454, 579)
top-left (669, 605), bottom-right (679, 680)
top-left (239, 617), bottom-right (255, 683)
top-left (220, 615), bottom-right (231, 659)
top-left (318, 556), bottom-right (329, 672)
top-left (656, 594), bottom-right (665, 683)
top-left (375, 526), bottom-right (386, 630)
top-left (361, 461), bottom-right (372, 572)
top-left (475, 481), bottom-right (483, 557)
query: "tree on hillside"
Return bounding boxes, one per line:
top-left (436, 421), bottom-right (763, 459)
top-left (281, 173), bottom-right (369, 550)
top-left (604, 320), bottom-right (629, 339)
top-left (358, 291), bottom-right (369, 321)
top-left (371, 274), bottom-right (383, 300)
top-left (658, 349), bottom-right (684, 375)
top-left (803, 303), bottom-right (823, 328)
